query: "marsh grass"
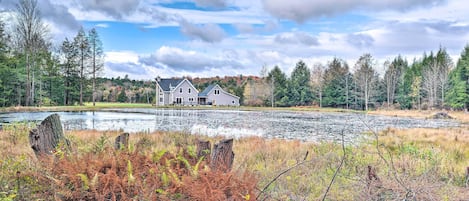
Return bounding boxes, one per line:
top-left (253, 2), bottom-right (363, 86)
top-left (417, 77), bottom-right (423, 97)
top-left (1, 123), bottom-right (469, 200)
top-left (369, 109), bottom-right (469, 123)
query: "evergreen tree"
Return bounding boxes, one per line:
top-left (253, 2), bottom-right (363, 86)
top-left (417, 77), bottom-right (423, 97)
top-left (322, 57), bottom-right (351, 108)
top-left (266, 66), bottom-right (288, 106)
top-left (117, 88), bottom-right (127, 103)
top-left (60, 38), bottom-right (79, 105)
top-left (289, 60), bottom-right (313, 106)
top-left (88, 28), bottom-right (104, 106)
top-left (446, 45), bottom-right (469, 110)
top-left (74, 27), bottom-right (90, 106)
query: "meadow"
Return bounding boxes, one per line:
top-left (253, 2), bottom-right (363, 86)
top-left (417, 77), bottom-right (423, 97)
top-left (0, 107), bottom-right (468, 200)
top-left (0, 126), bottom-right (468, 200)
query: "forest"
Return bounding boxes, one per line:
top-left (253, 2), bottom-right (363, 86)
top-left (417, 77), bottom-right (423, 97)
top-left (0, 0), bottom-right (468, 111)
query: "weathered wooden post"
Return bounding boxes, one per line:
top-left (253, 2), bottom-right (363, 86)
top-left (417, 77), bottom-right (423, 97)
top-left (196, 139), bottom-right (211, 159)
top-left (114, 132), bottom-right (129, 150)
top-left (210, 139), bottom-right (234, 172)
top-left (29, 114), bottom-right (70, 156)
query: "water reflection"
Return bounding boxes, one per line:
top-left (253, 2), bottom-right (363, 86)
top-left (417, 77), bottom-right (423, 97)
top-left (0, 109), bottom-right (461, 142)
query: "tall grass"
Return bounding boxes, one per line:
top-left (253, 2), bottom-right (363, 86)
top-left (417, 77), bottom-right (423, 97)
top-left (0, 124), bottom-right (468, 200)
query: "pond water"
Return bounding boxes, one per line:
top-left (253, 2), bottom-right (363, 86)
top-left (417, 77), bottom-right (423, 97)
top-left (0, 108), bottom-right (461, 142)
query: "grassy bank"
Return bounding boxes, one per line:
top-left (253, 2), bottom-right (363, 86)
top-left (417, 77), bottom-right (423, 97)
top-left (0, 103), bottom-right (357, 113)
top-left (1, 123), bottom-right (468, 200)
top-left (369, 109), bottom-right (469, 123)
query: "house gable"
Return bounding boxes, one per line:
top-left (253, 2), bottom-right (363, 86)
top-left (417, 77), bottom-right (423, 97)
top-left (199, 84), bottom-right (240, 106)
top-left (157, 79), bottom-right (184, 92)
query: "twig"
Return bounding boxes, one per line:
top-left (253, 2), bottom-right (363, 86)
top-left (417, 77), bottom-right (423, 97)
top-left (256, 151), bottom-right (309, 200)
top-left (321, 131), bottom-right (346, 201)
top-left (358, 115), bottom-right (411, 193)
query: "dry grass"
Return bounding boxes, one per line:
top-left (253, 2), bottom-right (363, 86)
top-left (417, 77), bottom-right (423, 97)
top-left (369, 109), bottom-right (469, 123)
top-left (1, 123), bottom-right (469, 200)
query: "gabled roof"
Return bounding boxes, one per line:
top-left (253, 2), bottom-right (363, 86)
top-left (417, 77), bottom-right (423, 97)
top-left (157, 79), bottom-right (183, 91)
top-left (198, 84), bottom-right (240, 99)
top-left (198, 84), bottom-right (216, 97)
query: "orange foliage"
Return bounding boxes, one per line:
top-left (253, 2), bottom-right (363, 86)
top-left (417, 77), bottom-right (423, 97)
top-left (36, 147), bottom-right (257, 200)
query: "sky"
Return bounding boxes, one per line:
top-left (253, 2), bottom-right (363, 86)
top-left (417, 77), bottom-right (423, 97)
top-left (1, 0), bottom-right (469, 80)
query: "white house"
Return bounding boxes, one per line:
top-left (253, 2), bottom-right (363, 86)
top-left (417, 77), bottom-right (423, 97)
top-left (155, 78), bottom-right (199, 106)
top-left (198, 84), bottom-right (240, 106)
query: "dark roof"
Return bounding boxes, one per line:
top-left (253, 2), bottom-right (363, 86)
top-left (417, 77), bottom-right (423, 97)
top-left (157, 78), bottom-right (184, 91)
top-left (198, 84), bottom-right (216, 97)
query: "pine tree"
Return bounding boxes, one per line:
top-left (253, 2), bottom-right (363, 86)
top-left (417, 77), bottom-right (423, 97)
top-left (289, 60), bottom-right (313, 106)
top-left (322, 57), bottom-right (351, 108)
top-left (446, 45), bottom-right (469, 110)
top-left (74, 27), bottom-right (90, 106)
top-left (266, 66), bottom-right (288, 106)
top-left (88, 28), bottom-right (104, 106)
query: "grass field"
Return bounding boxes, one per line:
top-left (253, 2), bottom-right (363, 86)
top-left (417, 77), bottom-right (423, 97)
top-left (1, 121), bottom-right (468, 200)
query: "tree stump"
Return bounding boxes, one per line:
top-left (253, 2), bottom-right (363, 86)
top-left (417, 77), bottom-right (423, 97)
top-left (196, 139), bottom-right (211, 159)
top-left (114, 133), bottom-right (129, 150)
top-left (210, 139), bottom-right (234, 172)
top-left (29, 114), bottom-right (70, 156)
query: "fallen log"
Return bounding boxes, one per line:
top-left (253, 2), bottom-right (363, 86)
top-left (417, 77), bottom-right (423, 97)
top-left (29, 114), bottom-right (70, 156)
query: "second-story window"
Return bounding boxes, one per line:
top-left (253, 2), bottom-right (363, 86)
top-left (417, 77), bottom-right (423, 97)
top-left (188, 88), bottom-right (191, 93)
top-left (180, 88), bottom-right (183, 93)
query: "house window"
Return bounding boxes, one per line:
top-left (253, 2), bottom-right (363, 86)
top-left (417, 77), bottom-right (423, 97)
top-left (188, 88), bottom-right (191, 93)
top-left (180, 88), bottom-right (183, 93)
top-left (176, 97), bottom-right (182, 104)
top-left (189, 98), bottom-right (194, 102)
top-left (232, 100), bottom-right (235, 104)
top-left (214, 90), bottom-right (220, 95)
top-left (160, 98), bottom-right (163, 102)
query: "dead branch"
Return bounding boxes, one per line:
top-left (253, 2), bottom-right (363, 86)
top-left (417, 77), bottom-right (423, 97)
top-left (321, 131), bottom-right (346, 201)
top-left (256, 151), bottom-right (309, 200)
top-left (359, 115), bottom-right (412, 196)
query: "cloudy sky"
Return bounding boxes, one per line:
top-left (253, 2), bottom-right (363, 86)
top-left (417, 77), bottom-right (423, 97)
top-left (1, 0), bottom-right (469, 80)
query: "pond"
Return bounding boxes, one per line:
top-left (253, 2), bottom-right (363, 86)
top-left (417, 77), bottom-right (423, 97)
top-left (0, 108), bottom-right (461, 142)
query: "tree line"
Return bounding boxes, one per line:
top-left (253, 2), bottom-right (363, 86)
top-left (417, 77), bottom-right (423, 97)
top-left (260, 47), bottom-right (468, 110)
top-left (0, 0), bottom-right (467, 110)
top-left (0, 0), bottom-right (104, 107)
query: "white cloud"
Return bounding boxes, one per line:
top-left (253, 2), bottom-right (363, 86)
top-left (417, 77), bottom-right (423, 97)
top-left (95, 23), bottom-right (109, 28)
top-left (274, 31), bottom-right (319, 46)
top-left (262, 0), bottom-right (446, 23)
top-left (139, 46), bottom-right (244, 71)
top-left (179, 21), bottom-right (226, 42)
top-left (76, 0), bottom-right (141, 19)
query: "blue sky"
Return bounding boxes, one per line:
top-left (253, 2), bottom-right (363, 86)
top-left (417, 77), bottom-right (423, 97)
top-left (1, 0), bottom-right (469, 80)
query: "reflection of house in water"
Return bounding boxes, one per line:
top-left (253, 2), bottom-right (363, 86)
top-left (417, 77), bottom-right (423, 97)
top-left (154, 109), bottom-right (201, 131)
top-left (155, 78), bottom-right (239, 106)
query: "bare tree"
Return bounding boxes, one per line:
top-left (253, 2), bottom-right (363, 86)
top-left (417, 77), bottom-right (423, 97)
top-left (14, 0), bottom-right (48, 106)
top-left (88, 28), bottom-right (104, 106)
top-left (436, 48), bottom-right (453, 107)
top-left (384, 60), bottom-right (399, 106)
top-left (311, 63), bottom-right (325, 107)
top-left (353, 54), bottom-right (378, 111)
top-left (422, 58), bottom-right (439, 108)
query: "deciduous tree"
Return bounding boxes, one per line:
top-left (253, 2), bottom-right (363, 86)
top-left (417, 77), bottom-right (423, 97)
top-left (353, 54), bottom-right (379, 111)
